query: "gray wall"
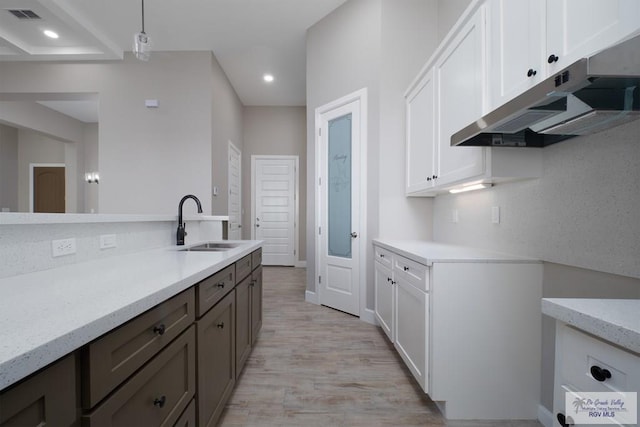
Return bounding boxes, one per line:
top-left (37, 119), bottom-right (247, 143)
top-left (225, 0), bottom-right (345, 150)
top-left (306, 0), bottom-right (440, 309)
top-left (0, 124), bottom-right (18, 212)
top-left (306, 0), bottom-right (382, 304)
top-left (242, 106), bottom-right (307, 260)
top-left (0, 51), bottom-right (241, 217)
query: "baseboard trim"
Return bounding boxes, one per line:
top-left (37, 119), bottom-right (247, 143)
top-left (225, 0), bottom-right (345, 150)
top-left (360, 308), bottom-right (377, 325)
top-left (538, 404), bottom-right (553, 427)
top-left (295, 260), bottom-right (307, 268)
top-left (305, 290), bottom-right (318, 305)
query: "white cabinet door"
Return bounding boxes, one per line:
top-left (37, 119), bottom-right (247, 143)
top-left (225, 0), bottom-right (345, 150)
top-left (488, 0), bottom-right (545, 109)
top-left (435, 6), bottom-right (487, 187)
top-left (406, 67), bottom-right (437, 194)
top-left (374, 260), bottom-right (394, 342)
top-left (546, 0), bottom-right (640, 72)
top-left (395, 276), bottom-right (428, 390)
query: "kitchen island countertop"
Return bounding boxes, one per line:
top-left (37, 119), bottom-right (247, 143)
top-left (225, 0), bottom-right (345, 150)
top-left (542, 298), bottom-right (640, 354)
top-left (0, 240), bottom-right (261, 391)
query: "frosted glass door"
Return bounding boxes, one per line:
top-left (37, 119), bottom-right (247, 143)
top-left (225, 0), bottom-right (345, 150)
top-left (327, 114), bottom-right (352, 259)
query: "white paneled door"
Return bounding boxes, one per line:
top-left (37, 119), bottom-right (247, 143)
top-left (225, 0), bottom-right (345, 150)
top-left (251, 156), bottom-right (298, 266)
top-left (315, 89), bottom-right (367, 317)
top-left (228, 142), bottom-right (242, 240)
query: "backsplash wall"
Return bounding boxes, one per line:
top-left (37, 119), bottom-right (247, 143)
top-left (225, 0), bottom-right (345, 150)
top-left (433, 119), bottom-right (640, 280)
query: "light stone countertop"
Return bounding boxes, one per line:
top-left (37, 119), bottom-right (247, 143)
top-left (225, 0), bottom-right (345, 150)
top-left (373, 239), bottom-right (540, 266)
top-left (0, 240), bottom-right (260, 391)
top-left (542, 298), bottom-right (640, 354)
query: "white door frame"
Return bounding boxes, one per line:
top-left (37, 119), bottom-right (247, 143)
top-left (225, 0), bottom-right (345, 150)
top-left (314, 88), bottom-right (368, 319)
top-left (250, 155), bottom-right (300, 266)
top-left (228, 141), bottom-right (242, 240)
top-left (29, 162), bottom-right (65, 213)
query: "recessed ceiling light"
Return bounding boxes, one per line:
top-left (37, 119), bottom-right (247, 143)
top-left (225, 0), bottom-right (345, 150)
top-left (43, 30), bottom-right (59, 39)
top-left (263, 74), bottom-right (274, 83)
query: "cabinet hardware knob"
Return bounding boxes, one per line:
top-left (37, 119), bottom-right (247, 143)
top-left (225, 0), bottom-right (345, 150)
top-left (380, 254), bottom-right (384, 258)
top-left (556, 412), bottom-right (574, 426)
top-left (426, 177), bottom-right (432, 181)
top-left (403, 266), bottom-right (409, 271)
top-left (391, 280), bottom-right (397, 285)
top-left (432, 175), bottom-right (438, 179)
top-left (153, 395), bottom-right (167, 408)
top-left (548, 54), bottom-right (559, 63)
top-left (250, 280), bottom-right (256, 287)
top-left (153, 324), bottom-right (166, 336)
top-left (387, 277), bottom-right (392, 282)
top-left (217, 322), bottom-right (225, 329)
top-left (590, 365), bottom-right (612, 382)
top-left (527, 68), bottom-right (537, 77)
top-left (256, 224), bottom-right (260, 227)
top-left (217, 282), bottom-right (225, 288)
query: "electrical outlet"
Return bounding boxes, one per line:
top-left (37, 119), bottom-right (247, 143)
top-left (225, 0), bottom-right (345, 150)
top-left (492, 206), bottom-right (500, 224)
top-left (52, 238), bottom-right (76, 257)
top-left (100, 234), bottom-right (117, 249)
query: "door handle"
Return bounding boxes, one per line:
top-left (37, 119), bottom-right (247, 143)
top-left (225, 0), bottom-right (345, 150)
top-left (350, 232), bottom-right (358, 238)
top-left (256, 224), bottom-right (260, 227)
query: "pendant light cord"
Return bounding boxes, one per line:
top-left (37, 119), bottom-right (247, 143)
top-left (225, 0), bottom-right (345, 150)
top-left (141, 0), bottom-right (145, 34)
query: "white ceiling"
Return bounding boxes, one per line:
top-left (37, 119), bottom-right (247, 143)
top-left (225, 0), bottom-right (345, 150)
top-left (0, 0), bottom-right (348, 111)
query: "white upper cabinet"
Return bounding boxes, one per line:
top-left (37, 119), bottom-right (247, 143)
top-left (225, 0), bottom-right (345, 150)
top-left (487, 0), bottom-right (545, 109)
top-left (546, 0), bottom-right (640, 73)
top-left (435, 6), bottom-right (487, 187)
top-left (406, 67), bottom-right (437, 194)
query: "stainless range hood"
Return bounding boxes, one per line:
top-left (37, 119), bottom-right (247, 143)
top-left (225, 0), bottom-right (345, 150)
top-left (452, 33), bottom-right (640, 147)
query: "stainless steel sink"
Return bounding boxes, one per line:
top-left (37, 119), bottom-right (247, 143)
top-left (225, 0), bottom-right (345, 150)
top-left (180, 242), bottom-right (241, 252)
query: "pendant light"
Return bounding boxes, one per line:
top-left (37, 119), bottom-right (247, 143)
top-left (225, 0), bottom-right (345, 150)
top-left (133, 0), bottom-right (151, 61)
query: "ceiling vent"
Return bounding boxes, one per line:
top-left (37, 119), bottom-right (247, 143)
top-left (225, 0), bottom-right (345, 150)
top-left (7, 9), bottom-right (42, 20)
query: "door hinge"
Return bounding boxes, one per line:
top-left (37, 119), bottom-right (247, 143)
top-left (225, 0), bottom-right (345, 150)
top-left (318, 275), bottom-right (322, 284)
top-left (294, 249), bottom-right (296, 255)
top-left (318, 128), bottom-right (322, 136)
top-left (318, 226), bottom-right (321, 235)
top-left (319, 177), bottom-right (322, 186)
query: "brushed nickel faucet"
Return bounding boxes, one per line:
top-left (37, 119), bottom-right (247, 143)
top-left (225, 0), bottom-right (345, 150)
top-left (177, 194), bottom-right (203, 245)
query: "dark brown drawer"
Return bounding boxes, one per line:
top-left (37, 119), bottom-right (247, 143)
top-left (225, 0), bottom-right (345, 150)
top-left (82, 326), bottom-right (196, 427)
top-left (251, 248), bottom-right (262, 270)
top-left (173, 398), bottom-right (196, 427)
top-left (196, 265), bottom-right (235, 317)
top-left (82, 288), bottom-right (195, 409)
top-left (235, 254), bottom-right (252, 283)
top-left (0, 354), bottom-right (76, 427)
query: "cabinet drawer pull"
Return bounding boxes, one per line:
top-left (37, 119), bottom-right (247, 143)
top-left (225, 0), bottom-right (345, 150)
top-left (153, 395), bottom-right (167, 408)
top-left (403, 266), bottom-right (409, 271)
top-left (387, 277), bottom-right (392, 282)
top-left (556, 412), bottom-right (573, 426)
top-left (527, 68), bottom-right (537, 77)
top-left (590, 365), bottom-right (612, 382)
top-left (391, 280), bottom-right (396, 285)
top-left (216, 282), bottom-right (225, 288)
top-left (548, 54), bottom-right (559, 63)
top-left (250, 280), bottom-right (256, 287)
top-left (152, 324), bottom-right (166, 336)
top-left (217, 322), bottom-right (225, 329)
top-left (379, 254), bottom-right (385, 258)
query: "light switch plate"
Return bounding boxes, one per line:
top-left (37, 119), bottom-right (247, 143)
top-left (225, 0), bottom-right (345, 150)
top-left (492, 206), bottom-right (500, 224)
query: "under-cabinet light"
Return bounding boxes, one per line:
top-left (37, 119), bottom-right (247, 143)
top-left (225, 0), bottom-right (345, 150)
top-left (449, 183), bottom-right (491, 194)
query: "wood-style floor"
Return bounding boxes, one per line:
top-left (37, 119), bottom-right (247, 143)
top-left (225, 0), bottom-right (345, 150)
top-left (219, 267), bottom-right (543, 427)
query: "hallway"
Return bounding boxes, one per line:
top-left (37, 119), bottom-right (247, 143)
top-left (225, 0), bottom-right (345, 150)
top-left (218, 267), bottom-right (542, 427)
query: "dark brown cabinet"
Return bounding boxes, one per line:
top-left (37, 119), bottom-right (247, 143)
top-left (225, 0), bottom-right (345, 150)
top-left (82, 288), bottom-right (195, 409)
top-left (82, 326), bottom-right (196, 427)
top-left (0, 355), bottom-right (76, 427)
top-left (250, 264), bottom-right (263, 345)
top-left (196, 290), bottom-right (236, 427)
top-left (235, 275), bottom-right (253, 376)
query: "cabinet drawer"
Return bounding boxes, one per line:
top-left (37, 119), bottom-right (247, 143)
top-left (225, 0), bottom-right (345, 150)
top-left (82, 326), bottom-right (196, 427)
top-left (251, 248), bottom-right (262, 270)
top-left (235, 254), bottom-right (252, 283)
top-left (0, 354), bottom-right (76, 427)
top-left (196, 265), bottom-right (235, 317)
top-left (83, 288), bottom-right (195, 409)
top-left (557, 323), bottom-right (640, 394)
top-left (394, 255), bottom-right (429, 291)
top-left (174, 398), bottom-right (196, 427)
top-left (374, 245), bottom-right (393, 269)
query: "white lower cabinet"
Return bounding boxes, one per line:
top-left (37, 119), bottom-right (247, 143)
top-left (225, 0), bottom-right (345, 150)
top-left (373, 241), bottom-right (543, 421)
top-left (552, 322), bottom-right (640, 427)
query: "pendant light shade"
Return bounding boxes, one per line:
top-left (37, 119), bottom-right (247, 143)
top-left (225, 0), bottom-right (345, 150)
top-left (133, 0), bottom-right (151, 61)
